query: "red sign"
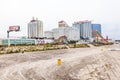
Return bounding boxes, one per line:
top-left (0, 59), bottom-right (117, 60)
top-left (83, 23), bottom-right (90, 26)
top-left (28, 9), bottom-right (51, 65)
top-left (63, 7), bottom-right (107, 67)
top-left (9, 26), bottom-right (20, 31)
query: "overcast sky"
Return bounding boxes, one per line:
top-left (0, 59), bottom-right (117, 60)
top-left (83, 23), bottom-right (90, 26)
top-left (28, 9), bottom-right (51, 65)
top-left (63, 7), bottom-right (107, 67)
top-left (0, 0), bottom-right (120, 39)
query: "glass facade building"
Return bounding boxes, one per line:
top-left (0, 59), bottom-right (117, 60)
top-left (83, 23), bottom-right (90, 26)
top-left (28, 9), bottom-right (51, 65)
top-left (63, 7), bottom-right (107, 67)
top-left (92, 24), bottom-right (101, 34)
top-left (73, 21), bottom-right (92, 39)
top-left (1, 38), bottom-right (36, 45)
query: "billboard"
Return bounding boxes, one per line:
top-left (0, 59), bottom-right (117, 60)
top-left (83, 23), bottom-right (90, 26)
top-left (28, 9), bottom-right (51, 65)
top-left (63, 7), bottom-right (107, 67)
top-left (9, 26), bottom-right (20, 31)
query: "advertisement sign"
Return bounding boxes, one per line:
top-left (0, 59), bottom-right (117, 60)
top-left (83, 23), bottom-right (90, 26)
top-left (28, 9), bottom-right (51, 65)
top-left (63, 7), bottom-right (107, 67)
top-left (9, 26), bottom-right (20, 31)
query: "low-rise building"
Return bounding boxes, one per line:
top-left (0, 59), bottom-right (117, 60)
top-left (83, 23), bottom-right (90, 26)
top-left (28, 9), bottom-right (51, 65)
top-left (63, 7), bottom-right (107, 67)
top-left (52, 27), bottom-right (80, 41)
top-left (0, 38), bottom-right (36, 46)
top-left (44, 31), bottom-right (53, 38)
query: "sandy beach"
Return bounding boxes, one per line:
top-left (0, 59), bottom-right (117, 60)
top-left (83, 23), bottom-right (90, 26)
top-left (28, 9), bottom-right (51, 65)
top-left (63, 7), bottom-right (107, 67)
top-left (0, 44), bottom-right (120, 80)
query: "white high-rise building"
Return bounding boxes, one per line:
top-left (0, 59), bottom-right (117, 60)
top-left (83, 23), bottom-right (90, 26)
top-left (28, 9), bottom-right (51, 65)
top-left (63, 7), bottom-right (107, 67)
top-left (44, 20), bottom-right (80, 41)
top-left (28, 18), bottom-right (43, 38)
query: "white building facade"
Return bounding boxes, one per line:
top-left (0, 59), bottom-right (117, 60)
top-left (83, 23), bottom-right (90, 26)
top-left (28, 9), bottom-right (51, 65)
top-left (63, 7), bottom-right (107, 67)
top-left (52, 27), bottom-right (65, 39)
top-left (44, 31), bottom-right (53, 38)
top-left (52, 27), bottom-right (80, 41)
top-left (28, 18), bottom-right (43, 38)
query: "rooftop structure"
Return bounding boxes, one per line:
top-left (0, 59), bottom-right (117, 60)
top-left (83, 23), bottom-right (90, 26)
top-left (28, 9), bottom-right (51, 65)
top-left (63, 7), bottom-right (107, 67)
top-left (58, 20), bottom-right (69, 27)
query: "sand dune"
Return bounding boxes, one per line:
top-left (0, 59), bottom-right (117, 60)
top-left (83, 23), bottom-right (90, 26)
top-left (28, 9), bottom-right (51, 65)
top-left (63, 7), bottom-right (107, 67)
top-left (0, 44), bottom-right (120, 80)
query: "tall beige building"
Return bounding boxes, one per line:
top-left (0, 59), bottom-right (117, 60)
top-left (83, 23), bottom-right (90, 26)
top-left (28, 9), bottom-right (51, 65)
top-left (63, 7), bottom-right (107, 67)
top-left (28, 18), bottom-right (43, 38)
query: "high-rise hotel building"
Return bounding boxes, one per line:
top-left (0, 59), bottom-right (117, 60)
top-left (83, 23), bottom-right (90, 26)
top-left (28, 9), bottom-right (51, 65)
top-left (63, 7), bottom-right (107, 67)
top-left (28, 18), bottom-right (43, 38)
top-left (73, 20), bottom-right (92, 39)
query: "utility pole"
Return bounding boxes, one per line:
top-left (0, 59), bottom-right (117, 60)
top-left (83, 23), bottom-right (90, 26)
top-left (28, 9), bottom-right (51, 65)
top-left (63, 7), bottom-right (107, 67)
top-left (7, 30), bottom-right (11, 47)
top-left (7, 30), bottom-right (10, 38)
